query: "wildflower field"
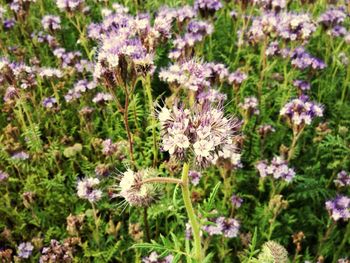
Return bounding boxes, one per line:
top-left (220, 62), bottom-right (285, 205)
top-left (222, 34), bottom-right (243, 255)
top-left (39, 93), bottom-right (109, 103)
top-left (1, 0), bottom-right (350, 262)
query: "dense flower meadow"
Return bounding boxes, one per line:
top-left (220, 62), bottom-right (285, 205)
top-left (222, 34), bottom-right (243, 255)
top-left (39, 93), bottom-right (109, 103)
top-left (0, 0), bottom-right (350, 262)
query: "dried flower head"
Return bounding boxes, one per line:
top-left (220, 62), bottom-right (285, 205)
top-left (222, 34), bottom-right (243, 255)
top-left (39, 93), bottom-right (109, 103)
top-left (117, 168), bottom-right (157, 207)
top-left (257, 241), bottom-right (288, 263)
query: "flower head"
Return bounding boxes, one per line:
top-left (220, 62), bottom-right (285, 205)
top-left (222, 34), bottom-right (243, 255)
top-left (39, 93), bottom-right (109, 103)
top-left (325, 195), bottom-right (350, 221)
top-left (17, 242), bottom-right (34, 259)
top-left (117, 169), bottom-right (157, 207)
top-left (334, 170), bottom-right (350, 187)
top-left (77, 177), bottom-right (102, 202)
top-left (256, 156), bottom-right (295, 182)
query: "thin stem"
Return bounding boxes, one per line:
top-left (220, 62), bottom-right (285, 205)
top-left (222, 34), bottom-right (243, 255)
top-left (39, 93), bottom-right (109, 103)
top-left (91, 202), bottom-right (100, 246)
top-left (143, 75), bottom-right (158, 167)
top-left (141, 177), bottom-right (183, 185)
top-left (332, 222), bottom-right (350, 263)
top-left (181, 162), bottom-right (202, 262)
top-left (143, 207), bottom-right (151, 242)
top-left (123, 89), bottom-right (135, 165)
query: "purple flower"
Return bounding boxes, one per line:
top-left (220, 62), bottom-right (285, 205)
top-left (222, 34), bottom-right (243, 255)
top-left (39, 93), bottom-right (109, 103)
top-left (0, 170), bottom-right (9, 182)
top-left (158, 102), bottom-right (241, 168)
top-left (11, 151), bottom-right (29, 160)
top-left (280, 96), bottom-right (323, 127)
top-left (195, 0), bottom-right (223, 17)
top-left (92, 92), bottom-right (112, 104)
top-left (293, 80), bottom-right (311, 91)
top-left (258, 124), bottom-right (276, 138)
top-left (228, 70), bottom-right (248, 85)
top-left (56, 0), bottom-right (84, 12)
top-left (42, 15), bottom-right (61, 31)
top-left (142, 252), bottom-right (173, 263)
top-left (290, 47), bottom-right (326, 70)
top-left (325, 195), bottom-right (350, 221)
top-left (319, 7), bottom-right (347, 28)
top-left (17, 242), bottom-right (34, 259)
top-left (3, 19), bottom-right (15, 30)
top-left (239, 96), bottom-right (260, 116)
top-left (102, 139), bottom-right (118, 156)
top-left (231, 194), bottom-right (243, 208)
top-left (256, 156), bottom-right (296, 182)
top-left (334, 171), bottom-right (350, 187)
top-left (77, 177), bottom-right (102, 202)
top-left (254, 0), bottom-right (287, 12)
top-left (42, 97), bottom-right (57, 109)
top-left (189, 170), bottom-right (202, 185)
top-left (203, 217), bottom-right (240, 238)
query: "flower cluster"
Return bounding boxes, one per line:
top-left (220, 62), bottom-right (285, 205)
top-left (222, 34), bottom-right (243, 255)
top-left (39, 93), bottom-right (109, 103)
top-left (293, 79), bottom-right (311, 92)
top-left (194, 0), bottom-right (222, 17)
top-left (280, 95), bottom-right (323, 128)
top-left (169, 20), bottom-right (213, 60)
top-left (254, 0), bottom-right (286, 12)
top-left (56, 0), bottom-right (84, 13)
top-left (258, 124), bottom-right (276, 138)
top-left (228, 69), bottom-right (248, 86)
top-left (247, 12), bottom-right (316, 43)
top-left (325, 195), bottom-right (350, 221)
top-left (40, 238), bottom-right (80, 263)
top-left (142, 252), bottom-right (173, 263)
top-left (77, 177), bottom-right (102, 203)
top-left (202, 217), bottom-right (240, 238)
top-left (102, 139), bottom-right (118, 156)
top-left (17, 242), bottom-right (34, 259)
top-left (159, 101), bottom-right (241, 168)
top-left (318, 7), bottom-right (347, 29)
top-left (256, 156), bottom-right (296, 182)
top-left (290, 47), bottom-right (326, 70)
top-left (117, 169), bottom-right (157, 207)
top-left (42, 97), bottom-right (58, 109)
top-left (334, 170), bottom-right (350, 188)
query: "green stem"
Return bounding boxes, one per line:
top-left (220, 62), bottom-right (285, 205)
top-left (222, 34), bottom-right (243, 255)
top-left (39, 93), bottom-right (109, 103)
top-left (332, 222), bottom-right (350, 263)
top-left (144, 75), bottom-right (158, 167)
top-left (181, 163), bottom-right (202, 262)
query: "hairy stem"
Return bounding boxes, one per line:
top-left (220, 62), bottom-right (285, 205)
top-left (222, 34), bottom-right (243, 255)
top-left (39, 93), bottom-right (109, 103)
top-left (181, 162), bottom-right (202, 262)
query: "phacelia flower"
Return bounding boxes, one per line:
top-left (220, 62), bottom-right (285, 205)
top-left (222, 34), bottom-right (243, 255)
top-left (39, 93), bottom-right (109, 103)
top-left (42, 97), bottom-right (57, 109)
top-left (117, 168), bottom-right (157, 207)
top-left (280, 95), bottom-right (323, 128)
top-left (228, 69), bottom-right (248, 86)
top-left (17, 242), bottom-right (34, 259)
top-left (258, 124), bottom-right (276, 138)
top-left (293, 80), bottom-right (311, 92)
top-left (325, 195), bottom-right (350, 221)
top-left (158, 101), bottom-right (241, 168)
top-left (11, 151), bottom-right (29, 160)
top-left (334, 171), bottom-right (350, 187)
top-left (0, 170), bottom-right (9, 182)
top-left (194, 0), bottom-right (223, 17)
top-left (203, 217), bottom-right (240, 238)
top-left (239, 96), bottom-right (260, 116)
top-left (318, 7), bottom-right (347, 28)
top-left (42, 15), bottom-right (61, 31)
top-left (189, 170), bottom-right (202, 185)
top-left (40, 238), bottom-right (80, 263)
top-left (142, 252), bottom-right (174, 263)
top-left (77, 177), bottom-right (102, 202)
top-left (102, 139), bottom-right (118, 156)
top-left (56, 0), bottom-right (84, 13)
top-left (92, 92), bottom-right (112, 104)
top-left (290, 47), bottom-right (326, 70)
top-left (231, 194), bottom-right (243, 208)
top-left (256, 156), bottom-right (295, 182)
top-left (254, 0), bottom-right (286, 12)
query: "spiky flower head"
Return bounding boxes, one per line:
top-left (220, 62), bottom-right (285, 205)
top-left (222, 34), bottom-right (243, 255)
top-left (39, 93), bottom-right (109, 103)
top-left (117, 168), bottom-right (158, 207)
top-left (257, 241), bottom-right (288, 263)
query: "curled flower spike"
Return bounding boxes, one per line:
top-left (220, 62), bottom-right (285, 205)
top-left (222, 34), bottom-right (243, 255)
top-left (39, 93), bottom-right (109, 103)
top-left (256, 156), bottom-right (295, 182)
